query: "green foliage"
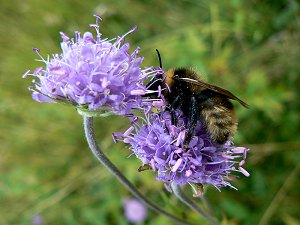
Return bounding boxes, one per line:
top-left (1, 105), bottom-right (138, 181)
top-left (1, 0), bottom-right (300, 224)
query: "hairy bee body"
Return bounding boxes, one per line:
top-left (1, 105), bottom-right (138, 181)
top-left (200, 99), bottom-right (237, 143)
top-left (160, 67), bottom-right (246, 144)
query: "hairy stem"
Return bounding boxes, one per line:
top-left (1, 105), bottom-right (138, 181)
top-left (171, 183), bottom-right (219, 225)
top-left (83, 116), bottom-right (197, 225)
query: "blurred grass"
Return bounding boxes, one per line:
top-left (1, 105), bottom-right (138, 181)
top-left (1, 0), bottom-right (300, 224)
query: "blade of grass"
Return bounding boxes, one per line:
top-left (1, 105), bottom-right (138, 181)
top-left (258, 162), bottom-right (300, 225)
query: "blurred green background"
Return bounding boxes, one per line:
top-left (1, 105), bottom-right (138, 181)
top-left (1, 0), bottom-right (300, 224)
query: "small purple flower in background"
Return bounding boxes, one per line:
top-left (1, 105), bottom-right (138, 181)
top-left (123, 198), bottom-right (147, 224)
top-left (23, 15), bottom-right (164, 116)
top-left (117, 110), bottom-right (249, 190)
top-left (32, 214), bottom-right (43, 225)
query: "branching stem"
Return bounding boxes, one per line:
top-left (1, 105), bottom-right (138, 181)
top-left (83, 116), bottom-right (197, 225)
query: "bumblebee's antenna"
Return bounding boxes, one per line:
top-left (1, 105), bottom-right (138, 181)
top-left (156, 49), bottom-right (163, 69)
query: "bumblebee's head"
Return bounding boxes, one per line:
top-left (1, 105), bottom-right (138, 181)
top-left (164, 68), bottom-right (176, 89)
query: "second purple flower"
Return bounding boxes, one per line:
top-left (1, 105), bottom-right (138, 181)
top-left (117, 110), bottom-right (249, 190)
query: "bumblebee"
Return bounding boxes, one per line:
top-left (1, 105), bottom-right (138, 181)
top-left (148, 50), bottom-right (248, 144)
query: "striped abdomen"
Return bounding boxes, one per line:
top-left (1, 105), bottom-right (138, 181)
top-left (200, 98), bottom-right (237, 144)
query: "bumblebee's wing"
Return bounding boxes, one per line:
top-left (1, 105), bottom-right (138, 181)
top-left (177, 77), bottom-right (249, 108)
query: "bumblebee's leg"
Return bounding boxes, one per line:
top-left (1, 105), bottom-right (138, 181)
top-left (185, 95), bottom-right (199, 144)
top-left (170, 94), bottom-right (184, 125)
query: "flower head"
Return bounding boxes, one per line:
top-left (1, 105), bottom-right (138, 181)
top-left (117, 110), bottom-right (249, 190)
top-left (32, 215), bottom-right (43, 225)
top-left (24, 16), bottom-right (163, 116)
top-left (123, 198), bottom-right (147, 224)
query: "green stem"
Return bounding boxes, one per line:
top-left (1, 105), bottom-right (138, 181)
top-left (83, 116), bottom-right (197, 225)
top-left (171, 183), bottom-right (219, 225)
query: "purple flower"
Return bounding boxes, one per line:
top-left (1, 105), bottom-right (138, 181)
top-left (123, 198), bottom-right (147, 224)
top-left (24, 16), bottom-right (163, 116)
top-left (32, 215), bottom-right (43, 225)
top-left (117, 110), bottom-right (250, 190)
